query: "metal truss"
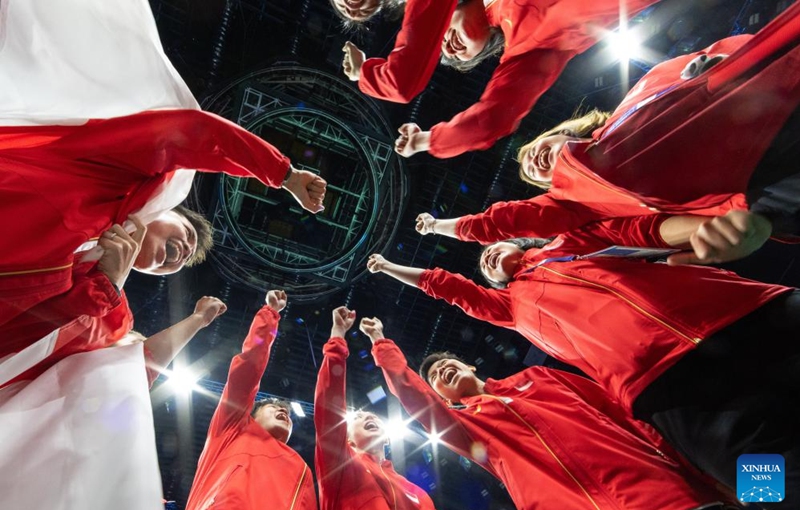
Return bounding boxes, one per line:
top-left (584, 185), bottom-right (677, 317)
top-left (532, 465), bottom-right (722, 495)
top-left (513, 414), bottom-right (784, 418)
top-left (198, 64), bottom-right (407, 302)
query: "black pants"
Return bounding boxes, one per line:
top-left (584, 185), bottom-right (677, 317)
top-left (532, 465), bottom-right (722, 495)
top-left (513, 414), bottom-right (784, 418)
top-left (748, 105), bottom-right (800, 236)
top-left (634, 290), bottom-right (800, 508)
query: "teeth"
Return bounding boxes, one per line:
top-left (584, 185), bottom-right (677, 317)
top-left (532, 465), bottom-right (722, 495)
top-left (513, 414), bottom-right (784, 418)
top-left (538, 148), bottom-right (549, 170)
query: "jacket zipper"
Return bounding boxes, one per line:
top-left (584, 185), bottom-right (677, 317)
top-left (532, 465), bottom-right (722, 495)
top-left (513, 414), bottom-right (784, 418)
top-left (0, 262), bottom-right (73, 277)
top-left (379, 463), bottom-right (398, 510)
top-left (289, 465), bottom-right (308, 510)
top-left (484, 395), bottom-right (601, 510)
top-left (538, 266), bottom-right (701, 345)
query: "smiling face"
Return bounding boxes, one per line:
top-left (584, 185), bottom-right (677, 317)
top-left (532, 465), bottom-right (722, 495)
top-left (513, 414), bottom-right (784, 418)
top-left (134, 210), bottom-right (198, 275)
top-left (441, 2), bottom-right (491, 61)
top-left (348, 412), bottom-right (388, 451)
top-left (331, 0), bottom-right (381, 22)
top-left (479, 242), bottom-right (524, 285)
top-left (426, 358), bottom-right (482, 403)
top-left (253, 403), bottom-right (293, 443)
top-left (520, 133), bottom-right (579, 184)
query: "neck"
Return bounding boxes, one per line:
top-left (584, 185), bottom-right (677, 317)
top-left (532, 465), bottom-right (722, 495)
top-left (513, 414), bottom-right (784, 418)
top-left (361, 445), bottom-right (386, 463)
top-left (456, 379), bottom-right (487, 403)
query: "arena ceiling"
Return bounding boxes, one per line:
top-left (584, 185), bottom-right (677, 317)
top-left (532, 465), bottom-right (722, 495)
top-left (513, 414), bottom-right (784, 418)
top-left (127, 0), bottom-right (800, 507)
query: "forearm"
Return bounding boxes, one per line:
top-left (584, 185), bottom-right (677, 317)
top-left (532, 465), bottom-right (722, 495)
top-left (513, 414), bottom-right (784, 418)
top-left (380, 261), bottom-right (425, 287)
top-left (314, 338), bottom-right (350, 469)
top-left (143, 312), bottom-right (206, 373)
top-left (221, 307), bottom-right (279, 411)
top-left (429, 51), bottom-right (573, 158)
top-left (373, 340), bottom-right (473, 453)
top-left (430, 217), bottom-right (459, 238)
top-left (358, 0), bottom-right (457, 103)
top-left (71, 110), bottom-right (291, 186)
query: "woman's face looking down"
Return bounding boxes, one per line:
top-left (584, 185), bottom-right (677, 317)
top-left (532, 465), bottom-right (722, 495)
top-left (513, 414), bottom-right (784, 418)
top-left (520, 133), bottom-right (581, 183)
top-left (442, 2), bottom-right (491, 61)
top-left (480, 242), bottom-right (525, 284)
top-left (332, 0), bottom-right (381, 22)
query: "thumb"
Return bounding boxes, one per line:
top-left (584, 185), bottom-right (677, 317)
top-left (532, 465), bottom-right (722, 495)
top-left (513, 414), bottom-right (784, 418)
top-left (666, 251), bottom-right (702, 266)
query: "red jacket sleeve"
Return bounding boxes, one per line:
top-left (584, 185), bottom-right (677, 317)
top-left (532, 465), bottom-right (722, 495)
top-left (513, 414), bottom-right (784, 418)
top-left (314, 336), bottom-right (353, 499)
top-left (418, 268), bottom-right (514, 328)
top-left (52, 109), bottom-right (291, 187)
top-left (209, 305), bottom-right (281, 434)
top-left (429, 50), bottom-right (575, 158)
top-left (0, 264), bottom-right (123, 359)
top-left (372, 339), bottom-right (475, 456)
top-left (575, 215), bottom-right (673, 248)
top-left (455, 195), bottom-right (597, 244)
top-left (358, 0), bottom-right (457, 103)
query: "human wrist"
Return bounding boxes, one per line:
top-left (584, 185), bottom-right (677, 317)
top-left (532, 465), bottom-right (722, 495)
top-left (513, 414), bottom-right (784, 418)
top-left (331, 327), bottom-right (347, 338)
top-left (417, 131), bottom-right (431, 152)
top-left (281, 165), bottom-right (295, 188)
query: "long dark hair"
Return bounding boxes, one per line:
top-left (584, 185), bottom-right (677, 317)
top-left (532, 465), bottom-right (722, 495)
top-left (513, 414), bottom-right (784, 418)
top-left (480, 238), bottom-right (553, 289)
top-left (440, 0), bottom-right (505, 72)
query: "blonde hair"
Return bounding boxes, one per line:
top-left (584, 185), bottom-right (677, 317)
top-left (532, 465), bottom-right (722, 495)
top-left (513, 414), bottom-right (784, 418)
top-left (516, 109), bottom-right (611, 189)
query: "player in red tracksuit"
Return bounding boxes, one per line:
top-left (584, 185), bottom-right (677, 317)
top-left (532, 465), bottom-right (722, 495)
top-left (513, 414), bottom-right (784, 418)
top-left (185, 291), bottom-right (317, 510)
top-left (384, 0), bottom-right (659, 158)
top-left (357, 317), bottom-right (734, 510)
top-left (340, 0), bottom-right (456, 103)
top-left (366, 213), bottom-right (800, 500)
top-left (420, 4), bottom-right (800, 257)
top-left (315, 306), bottom-right (436, 510)
top-left (0, 109), bottom-right (327, 353)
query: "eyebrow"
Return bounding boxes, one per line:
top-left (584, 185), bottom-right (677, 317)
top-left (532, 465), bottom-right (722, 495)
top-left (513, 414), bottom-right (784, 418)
top-left (428, 360), bottom-right (443, 381)
top-left (186, 223), bottom-right (196, 245)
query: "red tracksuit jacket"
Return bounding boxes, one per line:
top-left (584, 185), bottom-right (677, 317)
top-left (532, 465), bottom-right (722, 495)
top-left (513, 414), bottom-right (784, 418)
top-left (315, 337), bottom-right (436, 510)
top-left (0, 262), bottom-right (130, 361)
top-left (456, 5), bottom-right (800, 241)
top-left (358, 0), bottom-right (457, 103)
top-left (372, 339), bottom-right (729, 510)
top-left (427, 0), bottom-right (658, 157)
top-left (0, 109), bottom-right (291, 340)
top-left (185, 306), bottom-right (317, 510)
top-left (421, 215), bottom-right (790, 410)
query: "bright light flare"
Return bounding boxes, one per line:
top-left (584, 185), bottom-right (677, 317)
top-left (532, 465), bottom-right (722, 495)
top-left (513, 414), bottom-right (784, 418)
top-left (607, 29), bottom-right (641, 62)
top-left (290, 401), bottom-right (306, 418)
top-left (426, 431), bottom-right (443, 447)
top-left (165, 367), bottom-right (201, 395)
top-left (385, 418), bottom-right (411, 442)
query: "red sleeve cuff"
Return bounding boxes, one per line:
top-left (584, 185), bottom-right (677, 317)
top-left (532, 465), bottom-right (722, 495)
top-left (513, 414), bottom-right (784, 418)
top-left (416, 268), bottom-right (437, 293)
top-left (323, 337), bottom-right (349, 359)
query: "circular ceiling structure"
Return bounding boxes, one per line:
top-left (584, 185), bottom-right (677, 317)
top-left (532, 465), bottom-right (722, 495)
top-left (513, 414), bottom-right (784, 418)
top-left (192, 63), bottom-right (407, 302)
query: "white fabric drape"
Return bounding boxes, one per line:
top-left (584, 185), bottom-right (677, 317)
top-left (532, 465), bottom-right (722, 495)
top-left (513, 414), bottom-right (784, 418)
top-left (0, 0), bottom-right (198, 125)
top-left (0, 0), bottom-right (201, 248)
top-left (0, 343), bottom-right (163, 510)
top-left (0, 0), bottom-right (204, 507)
